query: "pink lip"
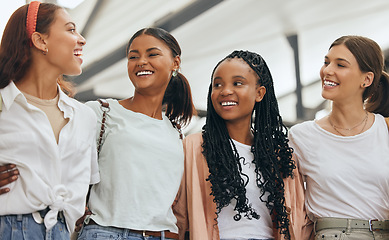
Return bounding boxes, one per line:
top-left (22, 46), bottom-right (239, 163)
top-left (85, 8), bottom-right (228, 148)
top-left (219, 100), bottom-right (238, 110)
top-left (75, 56), bottom-right (83, 64)
top-left (221, 106), bottom-right (235, 111)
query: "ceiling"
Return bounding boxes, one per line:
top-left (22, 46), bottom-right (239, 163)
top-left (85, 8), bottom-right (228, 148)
top-left (67, 0), bottom-right (389, 125)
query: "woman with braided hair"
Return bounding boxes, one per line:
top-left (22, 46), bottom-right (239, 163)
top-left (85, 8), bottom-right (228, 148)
top-left (174, 50), bottom-right (307, 240)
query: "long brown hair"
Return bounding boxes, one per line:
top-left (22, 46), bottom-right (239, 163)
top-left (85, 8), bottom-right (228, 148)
top-left (330, 35), bottom-right (389, 117)
top-left (0, 3), bottom-right (74, 96)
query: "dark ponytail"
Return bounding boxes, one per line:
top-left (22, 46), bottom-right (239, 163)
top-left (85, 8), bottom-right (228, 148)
top-left (127, 27), bottom-right (196, 126)
top-left (365, 71), bottom-right (389, 117)
top-left (163, 72), bottom-right (196, 126)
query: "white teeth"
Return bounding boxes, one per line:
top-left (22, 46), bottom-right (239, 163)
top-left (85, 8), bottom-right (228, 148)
top-left (137, 71), bottom-right (153, 76)
top-left (74, 51), bottom-right (82, 57)
top-left (221, 101), bottom-right (237, 106)
top-left (324, 80), bottom-right (338, 87)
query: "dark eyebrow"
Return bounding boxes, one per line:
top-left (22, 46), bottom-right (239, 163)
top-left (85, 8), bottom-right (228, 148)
top-left (146, 47), bottom-right (162, 52)
top-left (212, 75), bottom-right (246, 81)
top-left (232, 75), bottom-right (247, 80)
top-left (128, 47), bottom-right (162, 54)
top-left (336, 58), bottom-right (351, 64)
top-left (324, 56), bottom-right (351, 64)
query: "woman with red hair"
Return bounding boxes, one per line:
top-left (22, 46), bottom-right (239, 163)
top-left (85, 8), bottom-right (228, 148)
top-left (0, 2), bottom-right (99, 239)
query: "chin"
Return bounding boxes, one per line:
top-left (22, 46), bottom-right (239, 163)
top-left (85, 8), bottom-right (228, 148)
top-left (65, 69), bottom-right (82, 76)
top-left (321, 92), bottom-right (333, 101)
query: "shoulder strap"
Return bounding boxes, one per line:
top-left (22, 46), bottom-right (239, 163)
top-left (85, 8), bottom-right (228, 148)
top-left (171, 121), bottom-right (183, 140)
top-left (97, 99), bottom-right (110, 155)
top-left (385, 117), bottom-right (389, 131)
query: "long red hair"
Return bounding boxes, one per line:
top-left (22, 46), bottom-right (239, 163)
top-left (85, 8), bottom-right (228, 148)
top-left (0, 3), bottom-right (75, 96)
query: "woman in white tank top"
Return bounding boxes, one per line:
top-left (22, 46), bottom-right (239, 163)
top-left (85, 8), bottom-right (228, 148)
top-left (289, 35), bottom-right (389, 240)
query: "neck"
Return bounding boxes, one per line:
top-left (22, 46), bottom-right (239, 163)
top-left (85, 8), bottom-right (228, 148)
top-left (225, 119), bottom-right (253, 145)
top-left (120, 92), bottom-right (164, 119)
top-left (15, 67), bottom-right (59, 100)
top-left (330, 101), bottom-right (367, 125)
top-left (327, 101), bottom-right (371, 136)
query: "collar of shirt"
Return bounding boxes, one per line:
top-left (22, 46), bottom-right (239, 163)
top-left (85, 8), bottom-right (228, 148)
top-left (0, 81), bottom-right (79, 119)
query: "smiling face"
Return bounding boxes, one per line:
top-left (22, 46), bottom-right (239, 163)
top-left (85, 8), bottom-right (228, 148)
top-left (42, 8), bottom-right (86, 76)
top-left (211, 58), bottom-right (266, 125)
top-left (320, 44), bottom-right (369, 103)
top-left (127, 34), bottom-right (180, 95)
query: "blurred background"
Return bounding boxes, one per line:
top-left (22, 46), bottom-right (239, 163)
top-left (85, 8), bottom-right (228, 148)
top-left (2, 0), bottom-right (389, 134)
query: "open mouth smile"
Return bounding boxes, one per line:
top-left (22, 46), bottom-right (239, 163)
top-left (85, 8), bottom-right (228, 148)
top-left (323, 80), bottom-right (339, 87)
top-left (221, 101), bottom-right (238, 106)
top-left (136, 70), bottom-right (153, 76)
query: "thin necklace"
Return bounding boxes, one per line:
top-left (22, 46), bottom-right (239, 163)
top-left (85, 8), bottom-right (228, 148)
top-left (328, 111), bottom-right (368, 136)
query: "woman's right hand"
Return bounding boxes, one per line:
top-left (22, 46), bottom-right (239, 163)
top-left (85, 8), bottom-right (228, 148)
top-left (0, 164), bottom-right (19, 195)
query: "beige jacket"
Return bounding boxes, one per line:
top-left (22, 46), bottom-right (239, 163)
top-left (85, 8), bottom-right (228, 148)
top-left (173, 133), bottom-right (313, 240)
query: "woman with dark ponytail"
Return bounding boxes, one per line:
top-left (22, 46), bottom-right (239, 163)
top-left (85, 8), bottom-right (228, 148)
top-left (175, 50), bottom-right (306, 240)
top-left (77, 27), bottom-right (195, 240)
top-left (289, 35), bottom-right (389, 240)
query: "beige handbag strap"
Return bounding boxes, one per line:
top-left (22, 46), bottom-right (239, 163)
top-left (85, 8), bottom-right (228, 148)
top-left (386, 117), bottom-right (389, 131)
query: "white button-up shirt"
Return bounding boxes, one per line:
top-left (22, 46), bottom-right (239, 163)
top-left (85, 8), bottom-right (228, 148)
top-left (0, 81), bottom-right (100, 233)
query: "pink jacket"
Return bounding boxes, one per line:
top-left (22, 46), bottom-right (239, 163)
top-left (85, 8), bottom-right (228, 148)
top-left (173, 133), bottom-right (313, 240)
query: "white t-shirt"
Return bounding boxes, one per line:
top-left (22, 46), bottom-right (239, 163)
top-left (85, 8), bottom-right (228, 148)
top-left (0, 81), bottom-right (100, 233)
top-left (289, 114), bottom-right (389, 221)
top-left (218, 139), bottom-right (273, 239)
top-left (86, 99), bottom-right (184, 233)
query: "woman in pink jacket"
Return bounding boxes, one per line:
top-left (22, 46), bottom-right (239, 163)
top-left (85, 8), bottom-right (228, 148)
top-left (174, 50), bottom-right (308, 240)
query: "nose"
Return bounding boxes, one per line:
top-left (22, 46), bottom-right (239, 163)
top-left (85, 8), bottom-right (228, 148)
top-left (321, 63), bottom-right (334, 76)
top-left (137, 56), bottom-right (147, 67)
top-left (78, 33), bottom-right (86, 46)
top-left (220, 85), bottom-right (233, 96)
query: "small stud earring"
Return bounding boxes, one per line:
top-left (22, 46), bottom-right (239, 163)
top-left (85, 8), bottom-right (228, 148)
top-left (363, 83), bottom-right (366, 87)
top-left (172, 69), bottom-right (178, 77)
top-left (42, 48), bottom-right (48, 55)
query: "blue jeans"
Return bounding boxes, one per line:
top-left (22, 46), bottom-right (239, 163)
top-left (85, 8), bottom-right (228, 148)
top-left (0, 213), bottom-right (69, 240)
top-left (77, 224), bottom-right (176, 240)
